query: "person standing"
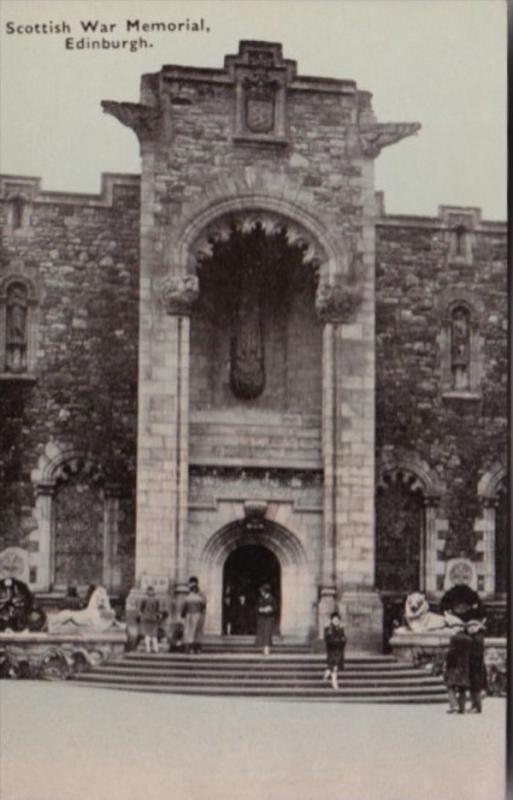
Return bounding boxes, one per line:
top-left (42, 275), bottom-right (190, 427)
top-left (324, 612), bottom-right (346, 690)
top-left (255, 584), bottom-right (276, 656)
top-left (139, 586), bottom-right (160, 654)
top-left (467, 619), bottom-right (487, 713)
top-left (182, 576), bottom-right (207, 654)
top-left (444, 624), bottom-right (472, 713)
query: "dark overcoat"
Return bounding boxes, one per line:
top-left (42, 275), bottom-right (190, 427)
top-left (324, 623), bottom-right (346, 670)
top-left (445, 629), bottom-right (471, 688)
top-left (468, 631), bottom-right (488, 693)
top-left (255, 594), bottom-right (276, 647)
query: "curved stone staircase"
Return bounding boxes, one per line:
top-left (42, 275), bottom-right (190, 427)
top-left (72, 641), bottom-right (447, 703)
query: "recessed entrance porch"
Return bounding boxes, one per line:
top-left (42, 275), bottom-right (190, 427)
top-left (200, 519), bottom-right (315, 640)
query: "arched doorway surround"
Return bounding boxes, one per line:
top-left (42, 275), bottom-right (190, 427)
top-left (199, 519), bottom-right (313, 639)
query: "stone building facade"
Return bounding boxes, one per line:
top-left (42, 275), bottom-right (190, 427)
top-left (0, 43), bottom-right (507, 649)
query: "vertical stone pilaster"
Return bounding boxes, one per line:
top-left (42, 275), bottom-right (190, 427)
top-left (318, 321), bottom-right (338, 623)
top-left (134, 275), bottom-right (197, 594)
top-left (33, 483), bottom-right (55, 591)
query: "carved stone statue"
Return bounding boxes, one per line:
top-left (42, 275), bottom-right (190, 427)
top-left (394, 591), bottom-right (463, 634)
top-left (6, 284), bottom-right (28, 373)
top-left (47, 586), bottom-right (125, 634)
top-left (451, 307), bottom-right (470, 389)
top-left (230, 290), bottom-right (265, 399)
top-left (0, 577), bottom-right (46, 632)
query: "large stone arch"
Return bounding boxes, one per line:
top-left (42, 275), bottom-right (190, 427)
top-left (199, 518), bottom-right (314, 639)
top-left (178, 196), bottom-right (347, 283)
top-left (166, 169), bottom-right (354, 284)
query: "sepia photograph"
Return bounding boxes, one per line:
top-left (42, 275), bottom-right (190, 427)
top-left (0, 1), bottom-right (509, 799)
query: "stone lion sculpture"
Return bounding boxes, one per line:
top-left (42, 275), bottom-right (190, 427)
top-left (396, 592), bottom-right (463, 634)
top-left (48, 586), bottom-right (125, 634)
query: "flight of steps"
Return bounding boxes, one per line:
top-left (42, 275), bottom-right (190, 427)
top-left (72, 642), bottom-right (447, 704)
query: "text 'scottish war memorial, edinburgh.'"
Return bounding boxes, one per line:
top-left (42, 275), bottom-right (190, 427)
top-left (0, 43), bottom-right (507, 691)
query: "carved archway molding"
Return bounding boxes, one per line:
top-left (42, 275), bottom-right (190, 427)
top-left (201, 518), bottom-right (308, 569)
top-left (199, 517), bottom-right (313, 638)
top-left (378, 450), bottom-right (445, 501)
top-left (377, 449), bottom-right (447, 596)
top-left (477, 461), bottom-right (507, 504)
top-left (178, 195), bottom-right (347, 279)
top-left (156, 194), bottom-right (362, 321)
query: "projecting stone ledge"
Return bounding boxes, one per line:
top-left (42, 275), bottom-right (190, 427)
top-left (357, 122), bottom-right (421, 158)
top-left (102, 100), bottom-right (161, 142)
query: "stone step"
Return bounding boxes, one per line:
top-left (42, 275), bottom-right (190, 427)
top-left (76, 673), bottom-right (441, 688)
top-left (123, 652), bottom-right (398, 665)
top-left (69, 682), bottom-right (448, 703)
top-left (96, 663), bottom-right (433, 680)
top-left (72, 676), bottom-right (447, 700)
top-left (70, 650), bottom-right (446, 704)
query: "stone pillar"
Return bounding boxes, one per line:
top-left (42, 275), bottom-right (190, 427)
top-left (103, 484), bottom-right (122, 592)
top-left (33, 482), bottom-right (55, 591)
top-left (318, 320), bottom-right (338, 623)
top-left (316, 269), bottom-right (383, 651)
top-left (134, 276), bottom-right (198, 595)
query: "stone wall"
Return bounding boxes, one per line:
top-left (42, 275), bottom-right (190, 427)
top-left (0, 174), bottom-right (140, 592)
top-left (375, 208), bottom-right (507, 596)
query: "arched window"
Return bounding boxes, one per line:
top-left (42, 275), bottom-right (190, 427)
top-left (376, 472), bottom-right (426, 593)
top-left (53, 462), bottom-right (105, 588)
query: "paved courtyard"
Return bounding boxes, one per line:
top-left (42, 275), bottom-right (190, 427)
top-left (0, 682), bottom-right (507, 800)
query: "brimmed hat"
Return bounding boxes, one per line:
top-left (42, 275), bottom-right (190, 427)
top-left (260, 583), bottom-right (271, 593)
top-left (465, 618), bottom-right (486, 632)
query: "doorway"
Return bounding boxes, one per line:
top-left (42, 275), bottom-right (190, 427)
top-left (222, 544), bottom-right (281, 635)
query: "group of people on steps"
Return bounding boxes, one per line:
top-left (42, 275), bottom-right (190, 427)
top-left (137, 581), bottom-right (488, 708)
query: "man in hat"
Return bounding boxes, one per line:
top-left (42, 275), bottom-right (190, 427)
top-left (255, 584), bottom-right (276, 656)
top-left (444, 623), bottom-right (472, 713)
top-left (139, 585), bottom-right (161, 654)
top-left (323, 611), bottom-right (346, 690)
top-left (181, 577), bottom-right (207, 654)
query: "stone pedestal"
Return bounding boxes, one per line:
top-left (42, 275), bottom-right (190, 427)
top-left (339, 590), bottom-right (384, 652)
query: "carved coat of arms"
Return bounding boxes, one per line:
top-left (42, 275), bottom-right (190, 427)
top-left (243, 74), bottom-right (277, 135)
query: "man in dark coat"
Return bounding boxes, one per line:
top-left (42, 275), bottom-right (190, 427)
top-left (324, 612), bottom-right (346, 690)
top-left (444, 625), bottom-right (472, 713)
top-left (255, 584), bottom-right (276, 656)
top-left (467, 619), bottom-right (488, 713)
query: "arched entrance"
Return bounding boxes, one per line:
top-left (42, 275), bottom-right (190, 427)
top-left (200, 517), bottom-right (313, 639)
top-left (222, 544), bottom-right (281, 635)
